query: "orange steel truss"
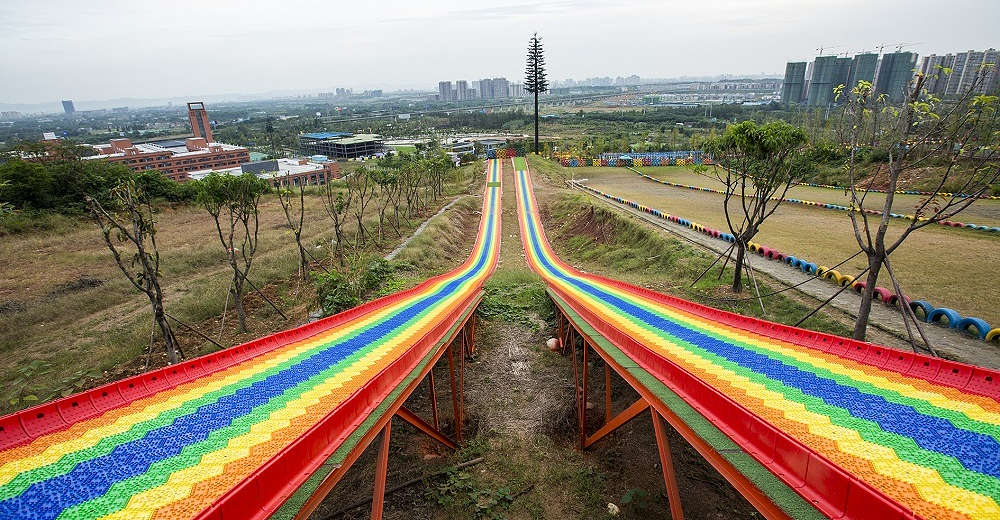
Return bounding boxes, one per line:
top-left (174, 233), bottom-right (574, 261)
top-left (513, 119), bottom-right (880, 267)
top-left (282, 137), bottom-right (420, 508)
top-left (554, 302), bottom-right (794, 520)
top-left (292, 304), bottom-right (478, 520)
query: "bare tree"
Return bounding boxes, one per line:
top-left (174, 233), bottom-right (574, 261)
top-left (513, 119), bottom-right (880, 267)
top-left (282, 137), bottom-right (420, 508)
top-left (347, 166), bottom-right (378, 251)
top-left (87, 179), bottom-right (180, 364)
top-left (322, 179), bottom-right (352, 268)
top-left (275, 173), bottom-right (308, 278)
top-left (196, 173), bottom-right (271, 334)
top-left (837, 68), bottom-right (1000, 343)
top-left (701, 120), bottom-right (810, 292)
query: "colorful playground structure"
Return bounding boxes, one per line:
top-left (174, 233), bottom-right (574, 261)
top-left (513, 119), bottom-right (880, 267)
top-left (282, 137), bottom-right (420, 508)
top-left (0, 157), bottom-right (998, 520)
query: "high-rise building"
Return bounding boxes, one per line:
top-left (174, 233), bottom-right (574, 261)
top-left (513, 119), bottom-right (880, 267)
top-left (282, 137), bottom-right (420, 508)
top-left (874, 51), bottom-right (918, 103)
top-left (455, 80), bottom-right (468, 101)
top-left (781, 62), bottom-right (807, 104)
top-left (62, 100), bottom-right (75, 115)
top-left (955, 49), bottom-right (1000, 94)
top-left (438, 81), bottom-right (453, 101)
top-left (187, 102), bottom-right (213, 143)
top-left (807, 56), bottom-right (840, 107)
top-left (849, 53), bottom-right (879, 89)
top-left (478, 78), bottom-right (509, 99)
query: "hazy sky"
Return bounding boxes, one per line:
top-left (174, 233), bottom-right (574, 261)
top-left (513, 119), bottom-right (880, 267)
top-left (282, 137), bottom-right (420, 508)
top-left (2, 0), bottom-right (998, 104)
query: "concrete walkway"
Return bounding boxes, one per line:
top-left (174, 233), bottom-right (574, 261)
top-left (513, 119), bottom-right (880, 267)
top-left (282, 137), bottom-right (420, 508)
top-left (572, 184), bottom-right (1000, 370)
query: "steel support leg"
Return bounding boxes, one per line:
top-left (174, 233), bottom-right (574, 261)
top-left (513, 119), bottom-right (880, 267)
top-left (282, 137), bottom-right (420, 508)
top-left (583, 398), bottom-right (649, 449)
top-left (370, 418), bottom-right (393, 520)
top-left (447, 339), bottom-right (462, 444)
top-left (580, 339), bottom-right (589, 449)
top-left (605, 363), bottom-right (612, 425)
top-left (428, 370), bottom-right (439, 431)
top-left (651, 409), bottom-right (685, 520)
top-left (396, 406), bottom-right (458, 450)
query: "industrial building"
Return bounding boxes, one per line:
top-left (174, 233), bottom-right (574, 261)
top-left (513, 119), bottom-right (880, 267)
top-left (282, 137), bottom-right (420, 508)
top-left (299, 132), bottom-right (385, 159)
top-left (187, 158), bottom-right (339, 187)
top-left (82, 102), bottom-right (250, 182)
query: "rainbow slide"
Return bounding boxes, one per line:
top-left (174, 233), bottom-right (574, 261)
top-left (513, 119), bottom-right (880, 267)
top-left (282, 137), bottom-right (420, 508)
top-left (513, 157), bottom-right (1000, 520)
top-left (0, 159), bottom-right (503, 520)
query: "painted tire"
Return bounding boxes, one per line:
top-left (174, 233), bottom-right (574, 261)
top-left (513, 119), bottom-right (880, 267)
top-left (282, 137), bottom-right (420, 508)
top-left (987, 329), bottom-right (1000, 342)
top-left (785, 255), bottom-right (798, 266)
top-left (927, 307), bottom-right (962, 328)
top-left (852, 281), bottom-right (867, 292)
top-left (955, 317), bottom-right (992, 340)
top-left (873, 286), bottom-right (893, 302)
top-left (909, 300), bottom-right (935, 321)
top-left (816, 266), bottom-right (830, 277)
top-left (838, 275), bottom-right (856, 287)
top-left (803, 262), bottom-right (818, 274)
top-left (824, 269), bottom-right (841, 281)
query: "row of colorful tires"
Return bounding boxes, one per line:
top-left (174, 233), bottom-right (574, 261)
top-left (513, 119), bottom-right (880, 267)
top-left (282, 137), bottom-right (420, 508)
top-left (558, 157), bottom-right (709, 167)
top-left (597, 151), bottom-right (707, 161)
top-left (626, 167), bottom-right (1000, 235)
top-left (485, 147), bottom-right (522, 159)
top-left (570, 180), bottom-right (1000, 343)
top-left (798, 182), bottom-right (1000, 201)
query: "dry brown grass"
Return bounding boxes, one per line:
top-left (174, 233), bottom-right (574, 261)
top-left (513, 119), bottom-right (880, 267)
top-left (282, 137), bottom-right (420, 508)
top-left (0, 167), bottom-right (480, 413)
top-left (575, 166), bottom-right (1000, 326)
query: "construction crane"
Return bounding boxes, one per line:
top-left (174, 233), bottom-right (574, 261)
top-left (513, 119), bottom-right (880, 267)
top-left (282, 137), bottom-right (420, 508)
top-left (876, 42), bottom-right (923, 55)
top-left (816, 44), bottom-right (845, 55)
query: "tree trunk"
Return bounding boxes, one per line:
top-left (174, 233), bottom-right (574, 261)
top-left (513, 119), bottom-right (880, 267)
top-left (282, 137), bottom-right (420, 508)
top-left (852, 256), bottom-right (883, 341)
top-left (731, 243), bottom-right (746, 293)
top-left (232, 279), bottom-right (248, 333)
top-left (533, 92), bottom-right (540, 154)
top-left (151, 296), bottom-right (178, 364)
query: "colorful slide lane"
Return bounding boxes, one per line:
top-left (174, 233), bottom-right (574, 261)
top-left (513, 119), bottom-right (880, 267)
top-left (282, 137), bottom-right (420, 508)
top-left (513, 157), bottom-right (1000, 520)
top-left (0, 159), bottom-right (503, 520)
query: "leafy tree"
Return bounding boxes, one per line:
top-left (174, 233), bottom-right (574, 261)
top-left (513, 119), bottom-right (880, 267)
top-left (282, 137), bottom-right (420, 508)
top-left (836, 68), bottom-right (1000, 344)
top-left (87, 179), bottom-right (181, 364)
top-left (701, 120), bottom-right (810, 293)
top-left (195, 173), bottom-right (271, 333)
top-left (0, 159), bottom-right (54, 210)
top-left (524, 32), bottom-right (549, 154)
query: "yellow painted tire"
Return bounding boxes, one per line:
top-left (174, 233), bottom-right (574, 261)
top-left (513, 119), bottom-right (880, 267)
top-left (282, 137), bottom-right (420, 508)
top-left (837, 274), bottom-right (856, 287)
top-left (816, 266), bottom-right (830, 277)
top-left (824, 269), bottom-right (842, 281)
top-left (987, 328), bottom-right (1000, 342)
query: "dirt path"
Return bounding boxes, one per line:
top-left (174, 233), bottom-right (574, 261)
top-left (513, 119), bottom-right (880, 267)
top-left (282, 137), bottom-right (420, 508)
top-left (569, 183), bottom-right (1000, 369)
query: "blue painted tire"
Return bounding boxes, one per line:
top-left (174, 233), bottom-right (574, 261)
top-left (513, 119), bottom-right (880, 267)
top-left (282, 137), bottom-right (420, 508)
top-left (785, 255), bottom-right (798, 266)
top-left (803, 262), bottom-right (818, 274)
top-left (954, 317), bottom-right (992, 340)
top-left (927, 307), bottom-right (962, 328)
top-left (909, 300), bottom-right (935, 321)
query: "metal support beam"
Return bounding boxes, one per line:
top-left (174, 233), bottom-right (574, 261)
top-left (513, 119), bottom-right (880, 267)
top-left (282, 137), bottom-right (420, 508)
top-left (396, 406), bottom-right (458, 450)
top-left (370, 418), bottom-right (392, 520)
top-left (580, 339), bottom-right (590, 449)
top-left (428, 370), bottom-right (439, 431)
top-left (447, 340), bottom-right (462, 444)
top-left (652, 409), bottom-right (685, 520)
top-left (605, 364), bottom-right (612, 425)
top-left (553, 297), bottom-right (794, 520)
top-left (583, 398), bottom-right (649, 449)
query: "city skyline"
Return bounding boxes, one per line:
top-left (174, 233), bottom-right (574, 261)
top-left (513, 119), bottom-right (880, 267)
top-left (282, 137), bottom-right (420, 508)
top-left (2, 0), bottom-right (998, 106)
